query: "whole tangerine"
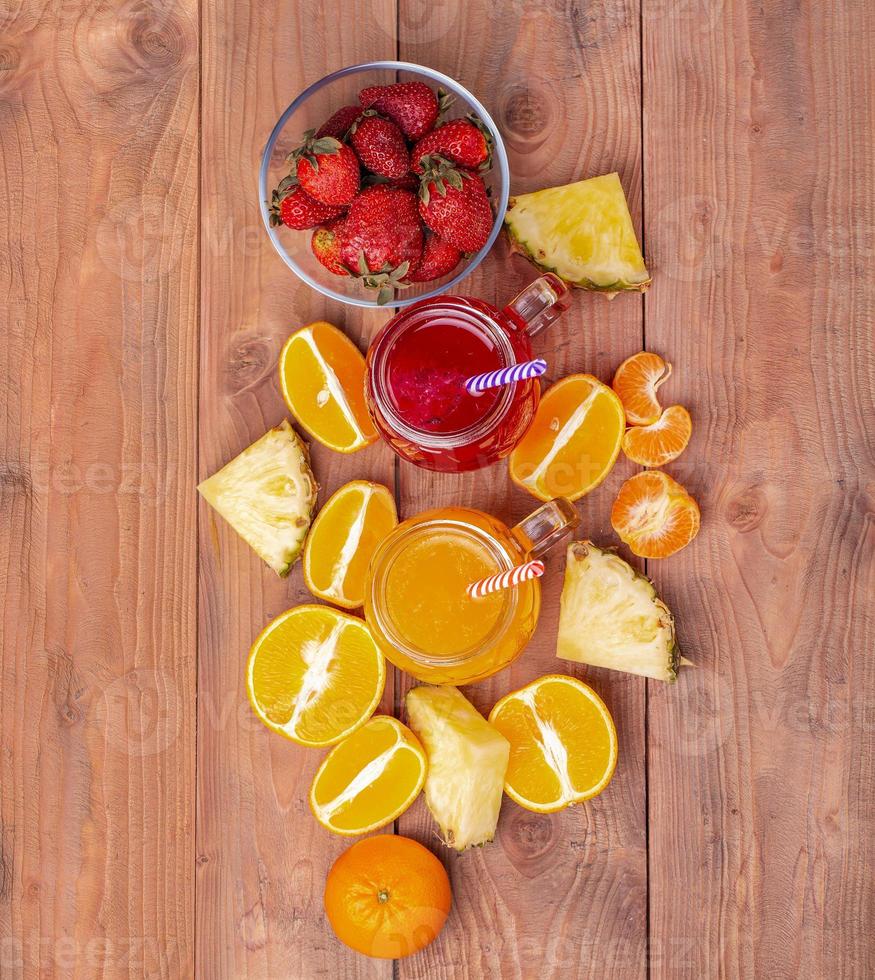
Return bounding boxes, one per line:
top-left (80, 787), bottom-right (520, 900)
top-left (323, 835), bottom-right (452, 959)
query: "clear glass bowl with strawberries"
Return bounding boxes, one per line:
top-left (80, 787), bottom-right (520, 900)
top-left (259, 62), bottom-right (510, 308)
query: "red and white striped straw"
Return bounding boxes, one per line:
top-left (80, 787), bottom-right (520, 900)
top-left (464, 358), bottom-right (547, 395)
top-left (466, 559), bottom-right (545, 599)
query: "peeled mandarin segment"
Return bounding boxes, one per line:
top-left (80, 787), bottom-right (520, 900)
top-left (508, 374), bottom-right (626, 502)
top-left (611, 470), bottom-right (701, 559)
top-left (303, 481), bottom-right (398, 608)
top-left (612, 351), bottom-right (672, 426)
top-left (309, 716), bottom-right (426, 835)
top-left (622, 404), bottom-right (692, 467)
top-left (246, 605), bottom-right (385, 747)
top-left (279, 321), bottom-right (378, 453)
top-left (488, 674), bottom-right (618, 813)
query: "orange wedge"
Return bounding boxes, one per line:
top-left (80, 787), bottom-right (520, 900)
top-left (488, 675), bottom-right (618, 813)
top-left (279, 321), bottom-right (378, 453)
top-left (309, 716), bottom-right (427, 835)
top-left (611, 470), bottom-right (700, 558)
top-left (508, 374), bottom-right (625, 502)
top-left (304, 481), bottom-right (398, 609)
top-left (612, 351), bottom-right (672, 426)
top-left (247, 605), bottom-right (385, 747)
top-left (622, 405), bottom-right (692, 467)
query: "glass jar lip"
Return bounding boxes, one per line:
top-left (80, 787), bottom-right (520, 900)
top-left (369, 300), bottom-right (518, 450)
top-left (367, 517), bottom-right (518, 667)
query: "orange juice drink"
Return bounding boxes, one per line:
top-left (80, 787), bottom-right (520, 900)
top-left (364, 499), bottom-right (578, 685)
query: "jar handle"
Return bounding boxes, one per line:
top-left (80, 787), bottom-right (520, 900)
top-left (503, 274), bottom-right (572, 338)
top-left (512, 497), bottom-right (579, 559)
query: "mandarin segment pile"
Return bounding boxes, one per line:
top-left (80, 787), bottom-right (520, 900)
top-left (613, 351), bottom-right (693, 467)
top-left (269, 81), bottom-right (497, 301)
top-left (609, 351), bottom-right (700, 556)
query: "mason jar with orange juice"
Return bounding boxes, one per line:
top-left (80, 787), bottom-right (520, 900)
top-left (363, 498), bottom-right (578, 685)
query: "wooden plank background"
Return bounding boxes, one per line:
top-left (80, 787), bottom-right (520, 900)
top-left (1, 1), bottom-right (873, 979)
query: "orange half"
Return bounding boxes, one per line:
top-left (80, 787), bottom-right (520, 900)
top-left (622, 405), bottom-right (692, 467)
top-left (508, 374), bottom-right (625, 502)
top-left (611, 470), bottom-right (700, 558)
top-left (612, 351), bottom-right (672, 426)
top-left (247, 605), bottom-right (385, 746)
top-left (488, 674), bottom-right (618, 813)
top-left (279, 321), bottom-right (378, 453)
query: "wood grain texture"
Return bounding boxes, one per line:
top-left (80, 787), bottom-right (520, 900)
top-left (643, 0), bottom-right (875, 976)
top-left (4, 0), bottom-right (873, 975)
top-left (396, 3), bottom-right (648, 977)
top-left (0, 0), bottom-right (199, 976)
top-left (196, 2), bottom-right (397, 977)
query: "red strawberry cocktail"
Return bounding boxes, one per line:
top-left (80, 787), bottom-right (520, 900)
top-left (365, 275), bottom-right (572, 471)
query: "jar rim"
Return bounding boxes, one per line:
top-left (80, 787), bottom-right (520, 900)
top-left (368, 299), bottom-right (518, 450)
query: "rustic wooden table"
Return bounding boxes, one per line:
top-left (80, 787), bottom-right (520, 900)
top-left (3, 0), bottom-right (874, 977)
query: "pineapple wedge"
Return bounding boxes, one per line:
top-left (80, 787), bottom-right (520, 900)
top-left (504, 173), bottom-right (650, 296)
top-left (406, 686), bottom-right (510, 852)
top-left (557, 541), bottom-right (687, 682)
top-left (198, 420), bottom-right (317, 576)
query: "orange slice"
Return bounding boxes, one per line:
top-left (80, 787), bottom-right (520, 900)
top-left (247, 605), bottom-right (385, 746)
top-left (611, 470), bottom-right (700, 558)
top-left (622, 405), bottom-right (692, 467)
top-left (488, 674), bottom-right (618, 813)
top-left (508, 374), bottom-right (625, 502)
top-left (612, 351), bottom-right (672, 426)
top-left (309, 716), bottom-right (426, 835)
top-left (279, 321), bottom-right (378, 453)
top-left (304, 481), bottom-right (398, 609)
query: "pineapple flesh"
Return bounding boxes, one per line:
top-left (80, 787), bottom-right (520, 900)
top-left (557, 541), bottom-right (685, 682)
top-left (198, 420), bottom-right (317, 576)
top-left (406, 686), bottom-right (510, 852)
top-left (504, 173), bottom-right (650, 296)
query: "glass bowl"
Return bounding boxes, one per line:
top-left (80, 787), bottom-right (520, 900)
top-left (259, 61), bottom-right (510, 309)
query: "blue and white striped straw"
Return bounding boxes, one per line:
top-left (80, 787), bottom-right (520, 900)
top-left (464, 358), bottom-right (548, 395)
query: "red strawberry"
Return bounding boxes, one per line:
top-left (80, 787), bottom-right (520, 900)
top-left (315, 105), bottom-right (361, 139)
top-left (417, 156), bottom-right (493, 253)
top-left (288, 132), bottom-right (360, 206)
top-left (406, 235), bottom-right (462, 283)
top-left (310, 218), bottom-right (349, 276)
top-left (268, 182), bottom-right (345, 230)
top-left (411, 116), bottom-right (492, 173)
top-left (339, 185), bottom-right (424, 303)
top-left (350, 112), bottom-right (409, 179)
top-left (358, 82), bottom-right (454, 141)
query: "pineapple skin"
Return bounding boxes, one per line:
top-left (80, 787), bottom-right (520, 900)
top-left (406, 686), bottom-right (510, 852)
top-left (198, 420), bottom-right (317, 576)
top-left (557, 541), bottom-right (682, 682)
top-left (504, 173), bottom-right (651, 297)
